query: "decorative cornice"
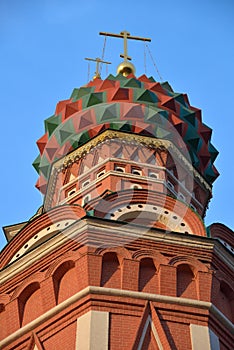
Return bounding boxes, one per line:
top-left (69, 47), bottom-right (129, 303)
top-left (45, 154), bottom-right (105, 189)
top-left (1, 217), bottom-right (233, 285)
top-left (44, 130), bottom-right (212, 210)
top-left (0, 286), bottom-right (233, 348)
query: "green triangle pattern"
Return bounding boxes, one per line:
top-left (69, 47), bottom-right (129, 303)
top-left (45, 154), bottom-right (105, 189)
top-left (134, 89), bottom-right (158, 103)
top-left (190, 152), bottom-right (200, 168)
top-left (115, 73), bottom-right (128, 82)
top-left (148, 76), bottom-right (156, 82)
top-left (204, 163), bottom-right (217, 183)
top-left (144, 106), bottom-right (168, 125)
top-left (173, 93), bottom-right (188, 107)
top-left (34, 74), bottom-right (219, 188)
top-left (105, 74), bottom-right (116, 81)
top-left (44, 114), bottom-right (61, 136)
top-left (155, 126), bottom-right (171, 139)
top-left (38, 155), bottom-right (50, 178)
top-left (32, 154), bottom-right (41, 173)
top-left (57, 119), bottom-right (75, 144)
top-left (180, 107), bottom-right (197, 127)
top-left (82, 92), bottom-right (105, 108)
top-left (78, 131), bottom-right (91, 145)
top-left (98, 103), bottom-right (119, 122)
top-left (187, 137), bottom-right (201, 151)
top-left (69, 135), bottom-right (80, 149)
top-left (109, 121), bottom-right (132, 132)
top-left (161, 82), bottom-right (174, 94)
top-left (208, 142), bottom-right (219, 162)
top-left (123, 78), bottom-right (142, 88)
top-left (184, 125), bottom-right (200, 142)
top-left (71, 87), bottom-right (94, 101)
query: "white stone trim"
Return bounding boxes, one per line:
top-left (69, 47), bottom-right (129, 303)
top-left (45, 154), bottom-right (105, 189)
top-left (190, 324), bottom-right (220, 350)
top-left (76, 310), bottom-right (109, 350)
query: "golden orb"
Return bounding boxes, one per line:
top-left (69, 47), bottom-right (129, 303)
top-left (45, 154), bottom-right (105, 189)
top-left (93, 73), bottom-right (101, 80)
top-left (117, 61), bottom-right (136, 77)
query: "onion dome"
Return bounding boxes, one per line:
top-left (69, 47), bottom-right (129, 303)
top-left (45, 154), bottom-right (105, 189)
top-left (33, 73), bottom-right (219, 194)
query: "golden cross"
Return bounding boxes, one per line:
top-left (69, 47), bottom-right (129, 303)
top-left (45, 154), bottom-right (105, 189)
top-left (85, 57), bottom-right (111, 79)
top-left (100, 30), bottom-right (151, 61)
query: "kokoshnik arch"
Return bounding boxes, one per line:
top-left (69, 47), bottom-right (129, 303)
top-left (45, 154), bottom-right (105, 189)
top-left (0, 31), bottom-right (233, 350)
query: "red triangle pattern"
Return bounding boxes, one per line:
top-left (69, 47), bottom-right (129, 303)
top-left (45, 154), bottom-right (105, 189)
top-left (138, 74), bottom-right (153, 83)
top-left (35, 175), bottom-right (47, 194)
top-left (55, 99), bottom-right (72, 115)
top-left (36, 133), bottom-right (48, 155)
top-left (108, 87), bottom-right (130, 102)
top-left (161, 97), bottom-right (178, 113)
top-left (44, 135), bottom-right (60, 161)
top-left (72, 110), bottom-right (95, 133)
top-left (56, 141), bottom-right (73, 158)
top-left (199, 123), bottom-right (212, 143)
top-left (99, 79), bottom-right (118, 90)
top-left (121, 103), bottom-right (145, 120)
top-left (148, 82), bottom-right (166, 95)
top-left (87, 78), bottom-right (103, 89)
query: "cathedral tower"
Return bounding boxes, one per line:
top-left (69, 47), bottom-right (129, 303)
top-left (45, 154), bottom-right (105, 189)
top-left (0, 31), bottom-right (233, 350)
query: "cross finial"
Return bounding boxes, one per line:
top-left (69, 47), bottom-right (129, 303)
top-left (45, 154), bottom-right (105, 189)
top-left (85, 57), bottom-right (111, 79)
top-left (100, 30), bottom-right (151, 62)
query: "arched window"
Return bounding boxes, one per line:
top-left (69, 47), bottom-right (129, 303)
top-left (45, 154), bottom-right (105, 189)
top-left (149, 172), bottom-right (159, 179)
top-left (177, 264), bottom-right (197, 299)
top-left (139, 258), bottom-right (157, 293)
top-left (218, 281), bottom-right (234, 322)
top-left (101, 252), bottom-right (121, 288)
top-left (0, 303), bottom-right (5, 337)
top-left (131, 167), bottom-right (142, 176)
top-left (82, 194), bottom-right (91, 206)
top-left (130, 184), bottom-right (142, 189)
top-left (18, 282), bottom-right (43, 326)
top-left (53, 261), bottom-right (78, 304)
top-left (114, 165), bottom-right (125, 173)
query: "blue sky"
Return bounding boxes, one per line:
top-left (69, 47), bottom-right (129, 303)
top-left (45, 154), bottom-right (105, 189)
top-left (0, 0), bottom-right (233, 250)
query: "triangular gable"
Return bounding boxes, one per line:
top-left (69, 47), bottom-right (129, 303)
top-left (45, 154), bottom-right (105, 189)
top-left (27, 332), bottom-right (43, 350)
top-left (132, 302), bottom-right (171, 350)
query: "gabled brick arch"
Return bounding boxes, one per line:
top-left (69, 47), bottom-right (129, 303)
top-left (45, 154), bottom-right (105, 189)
top-left (52, 260), bottom-right (78, 304)
top-left (0, 294), bottom-right (10, 340)
top-left (133, 251), bottom-right (169, 294)
top-left (176, 264), bottom-right (198, 299)
top-left (99, 251), bottom-right (122, 289)
top-left (0, 293), bottom-right (10, 306)
top-left (9, 273), bottom-right (44, 327)
top-left (11, 272), bottom-right (44, 301)
top-left (95, 246), bottom-right (132, 263)
top-left (132, 249), bottom-right (168, 266)
top-left (45, 251), bottom-right (80, 278)
top-left (215, 270), bottom-right (234, 290)
top-left (169, 255), bottom-right (208, 274)
top-left (213, 271), bottom-right (234, 322)
top-left (209, 223), bottom-right (234, 247)
top-left (218, 280), bottom-right (234, 322)
top-left (168, 256), bottom-right (208, 300)
top-left (138, 257), bottom-right (159, 293)
top-left (18, 282), bottom-right (43, 326)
